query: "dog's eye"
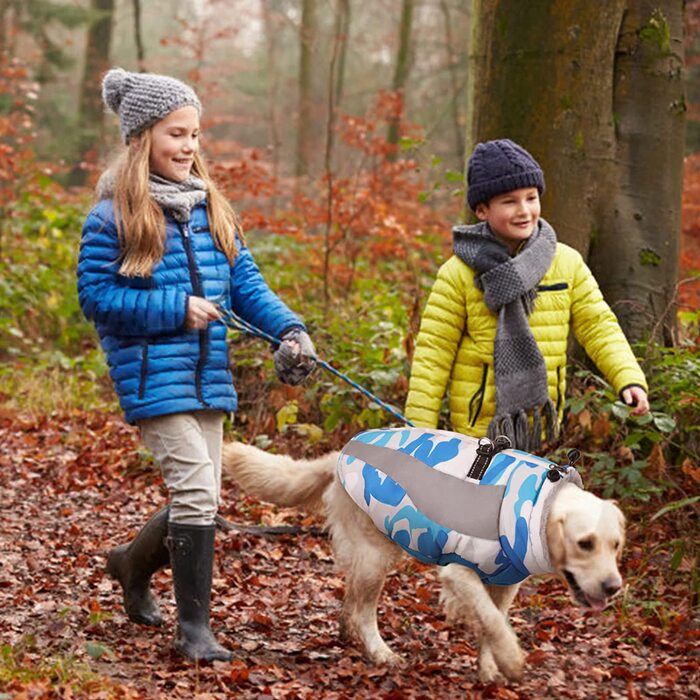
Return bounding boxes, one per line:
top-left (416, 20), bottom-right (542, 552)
top-left (577, 538), bottom-right (594, 551)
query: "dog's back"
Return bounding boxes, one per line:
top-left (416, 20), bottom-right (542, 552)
top-left (222, 442), bottom-right (337, 513)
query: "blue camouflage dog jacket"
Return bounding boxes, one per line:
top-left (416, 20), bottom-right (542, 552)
top-left (337, 427), bottom-right (582, 585)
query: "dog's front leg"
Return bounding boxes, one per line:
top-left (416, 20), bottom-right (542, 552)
top-left (477, 583), bottom-right (522, 683)
top-left (439, 565), bottom-right (524, 683)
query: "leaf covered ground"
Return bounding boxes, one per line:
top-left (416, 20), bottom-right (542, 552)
top-left (0, 410), bottom-right (698, 699)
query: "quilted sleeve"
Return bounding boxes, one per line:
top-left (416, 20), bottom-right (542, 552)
top-left (230, 246), bottom-right (304, 342)
top-left (405, 257), bottom-right (468, 428)
top-left (569, 249), bottom-right (647, 393)
top-left (77, 211), bottom-right (188, 336)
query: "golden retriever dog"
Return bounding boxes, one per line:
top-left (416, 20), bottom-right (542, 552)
top-left (222, 437), bottom-right (625, 683)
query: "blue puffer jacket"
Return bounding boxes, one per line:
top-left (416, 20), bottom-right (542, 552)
top-left (77, 199), bottom-right (304, 423)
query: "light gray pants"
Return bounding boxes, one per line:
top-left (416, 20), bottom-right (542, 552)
top-left (138, 411), bottom-right (224, 525)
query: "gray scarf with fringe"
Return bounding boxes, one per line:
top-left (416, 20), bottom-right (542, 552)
top-left (96, 170), bottom-right (207, 223)
top-left (147, 174), bottom-right (207, 222)
top-left (453, 219), bottom-right (558, 451)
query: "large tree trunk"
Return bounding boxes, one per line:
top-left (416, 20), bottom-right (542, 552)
top-left (590, 2), bottom-right (685, 343)
top-left (468, 0), bottom-right (685, 342)
top-left (387, 0), bottom-right (415, 158)
top-left (295, 0), bottom-right (317, 178)
top-left (70, 0), bottom-right (114, 186)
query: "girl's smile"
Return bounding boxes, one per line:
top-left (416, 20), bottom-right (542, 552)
top-left (148, 106), bottom-right (200, 182)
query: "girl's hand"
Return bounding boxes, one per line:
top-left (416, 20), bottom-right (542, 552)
top-left (621, 386), bottom-right (650, 416)
top-left (186, 296), bottom-right (221, 331)
top-left (274, 328), bottom-right (317, 385)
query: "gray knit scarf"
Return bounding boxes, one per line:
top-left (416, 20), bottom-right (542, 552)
top-left (453, 219), bottom-right (558, 451)
top-left (96, 170), bottom-right (207, 224)
top-left (148, 174), bottom-right (207, 222)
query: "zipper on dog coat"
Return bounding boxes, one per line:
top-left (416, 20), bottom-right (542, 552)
top-left (337, 427), bottom-right (582, 585)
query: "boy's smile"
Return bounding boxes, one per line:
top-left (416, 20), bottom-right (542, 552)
top-left (475, 187), bottom-right (541, 253)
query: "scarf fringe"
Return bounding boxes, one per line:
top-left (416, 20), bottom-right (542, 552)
top-left (543, 397), bottom-right (559, 444)
top-left (487, 400), bottom-right (560, 453)
top-left (531, 407), bottom-right (542, 452)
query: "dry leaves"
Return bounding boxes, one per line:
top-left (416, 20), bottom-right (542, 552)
top-left (0, 409), bottom-right (698, 699)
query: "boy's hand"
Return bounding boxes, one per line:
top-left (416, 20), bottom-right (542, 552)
top-left (186, 296), bottom-right (221, 330)
top-left (621, 386), bottom-right (650, 416)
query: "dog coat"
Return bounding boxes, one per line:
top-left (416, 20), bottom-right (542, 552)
top-left (337, 427), bottom-right (582, 585)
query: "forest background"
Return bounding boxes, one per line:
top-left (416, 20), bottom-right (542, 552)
top-left (0, 1), bottom-right (699, 698)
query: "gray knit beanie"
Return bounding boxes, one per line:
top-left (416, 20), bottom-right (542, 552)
top-left (102, 67), bottom-right (202, 142)
top-left (467, 139), bottom-right (545, 211)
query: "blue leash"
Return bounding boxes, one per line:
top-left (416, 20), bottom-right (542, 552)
top-left (219, 308), bottom-right (414, 427)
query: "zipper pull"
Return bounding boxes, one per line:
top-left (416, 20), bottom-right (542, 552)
top-left (567, 448), bottom-right (581, 467)
top-left (493, 435), bottom-right (512, 452)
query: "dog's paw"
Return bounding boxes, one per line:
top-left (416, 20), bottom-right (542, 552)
top-left (367, 645), bottom-right (404, 667)
top-left (478, 647), bottom-right (505, 684)
top-left (490, 634), bottom-right (525, 682)
top-left (482, 626), bottom-right (524, 682)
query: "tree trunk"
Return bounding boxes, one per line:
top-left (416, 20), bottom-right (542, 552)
top-left (296, 0), bottom-right (317, 178)
top-left (321, 0), bottom-right (351, 309)
top-left (468, 0), bottom-right (685, 342)
top-left (132, 0), bottom-right (145, 70)
top-left (590, 2), bottom-right (685, 343)
top-left (440, 0), bottom-right (467, 169)
top-left (387, 0), bottom-right (415, 158)
top-left (70, 0), bottom-right (114, 186)
top-left (333, 0), bottom-right (350, 109)
top-left (261, 0), bottom-right (282, 209)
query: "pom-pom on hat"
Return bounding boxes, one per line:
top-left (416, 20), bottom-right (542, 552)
top-left (102, 67), bottom-right (202, 143)
top-left (467, 139), bottom-right (545, 211)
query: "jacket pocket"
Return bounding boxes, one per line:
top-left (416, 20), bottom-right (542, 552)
top-left (138, 340), bottom-right (149, 400)
top-left (537, 282), bottom-right (569, 292)
top-left (468, 364), bottom-right (489, 427)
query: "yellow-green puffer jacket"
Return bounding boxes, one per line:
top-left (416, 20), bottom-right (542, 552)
top-left (405, 242), bottom-right (647, 436)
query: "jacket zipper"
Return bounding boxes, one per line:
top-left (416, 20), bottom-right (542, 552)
top-left (556, 365), bottom-right (562, 413)
top-left (468, 363), bottom-right (488, 427)
top-left (178, 222), bottom-right (207, 406)
top-left (138, 340), bottom-right (148, 400)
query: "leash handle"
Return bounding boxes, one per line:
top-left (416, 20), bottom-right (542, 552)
top-left (219, 308), bottom-right (414, 427)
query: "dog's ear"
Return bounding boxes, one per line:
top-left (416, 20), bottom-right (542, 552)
top-left (604, 500), bottom-right (626, 560)
top-left (616, 508), bottom-right (626, 560)
top-left (546, 514), bottom-right (567, 567)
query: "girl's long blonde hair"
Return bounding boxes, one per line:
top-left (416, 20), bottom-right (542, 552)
top-left (110, 130), bottom-right (244, 277)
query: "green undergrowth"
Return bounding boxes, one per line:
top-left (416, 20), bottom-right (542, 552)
top-left (0, 638), bottom-right (136, 699)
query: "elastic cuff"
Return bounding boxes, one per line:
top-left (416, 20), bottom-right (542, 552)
top-left (618, 383), bottom-right (647, 401)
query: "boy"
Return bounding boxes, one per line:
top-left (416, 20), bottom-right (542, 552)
top-left (405, 139), bottom-right (648, 450)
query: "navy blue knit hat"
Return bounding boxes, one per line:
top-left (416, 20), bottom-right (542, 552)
top-left (467, 139), bottom-right (545, 211)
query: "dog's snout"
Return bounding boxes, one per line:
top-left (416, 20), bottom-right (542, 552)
top-left (601, 578), bottom-right (621, 598)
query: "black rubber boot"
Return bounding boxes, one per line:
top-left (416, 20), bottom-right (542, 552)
top-left (168, 522), bottom-right (233, 662)
top-left (106, 507), bottom-right (170, 626)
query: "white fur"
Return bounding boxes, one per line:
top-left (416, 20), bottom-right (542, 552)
top-left (222, 442), bottom-right (625, 682)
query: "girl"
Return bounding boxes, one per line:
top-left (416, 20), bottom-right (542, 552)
top-left (77, 68), bottom-right (315, 662)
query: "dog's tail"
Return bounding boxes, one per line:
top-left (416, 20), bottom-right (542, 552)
top-left (222, 442), bottom-right (338, 513)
